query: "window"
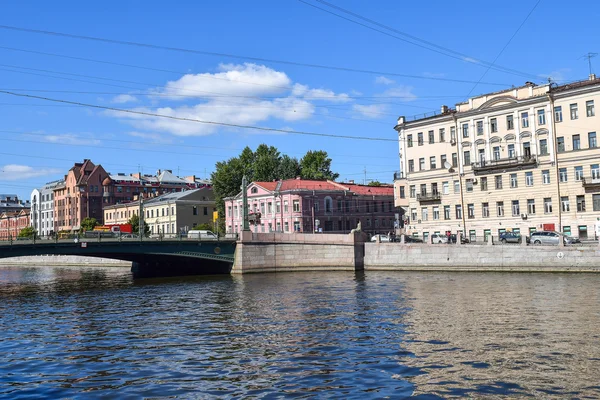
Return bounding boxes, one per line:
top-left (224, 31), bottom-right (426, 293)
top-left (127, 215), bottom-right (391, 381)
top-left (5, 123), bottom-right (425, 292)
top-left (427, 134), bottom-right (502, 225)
top-left (496, 201), bottom-right (504, 217)
top-left (554, 106), bottom-right (563, 122)
top-left (419, 158), bottom-right (425, 171)
top-left (444, 206), bottom-right (451, 220)
top-left (493, 146), bottom-right (500, 160)
top-left (467, 204), bottom-right (475, 219)
top-left (508, 173), bottom-right (517, 188)
top-left (542, 170), bottom-right (550, 184)
top-left (284, 221), bottom-right (289, 232)
top-left (559, 168), bottom-right (568, 182)
top-left (466, 179), bottom-right (473, 192)
top-left (506, 115), bottom-right (514, 130)
top-left (512, 200), bottom-right (520, 216)
top-left (455, 205), bottom-right (462, 219)
top-left (476, 120), bottom-right (483, 135)
top-left (420, 184), bottom-right (427, 196)
top-left (462, 123), bottom-right (469, 138)
top-left (428, 130), bottom-right (435, 144)
top-left (589, 132), bottom-right (597, 148)
top-left (482, 202), bottom-right (489, 217)
top-left (587, 100), bottom-right (595, 117)
top-left (539, 139), bottom-right (548, 155)
top-left (577, 195), bottom-right (586, 212)
top-left (521, 112), bottom-right (529, 128)
top-left (421, 207), bottom-right (428, 221)
top-left (570, 103), bottom-right (578, 120)
top-left (561, 196), bottom-right (570, 212)
top-left (193, 206), bottom-right (198, 216)
top-left (284, 200), bottom-right (288, 212)
top-left (268, 202), bottom-right (273, 214)
top-left (452, 153), bottom-right (458, 167)
top-left (430, 156), bottom-right (437, 169)
top-left (293, 221), bottom-right (300, 232)
top-left (293, 200), bottom-right (300, 212)
top-left (410, 185), bottom-right (416, 198)
top-left (276, 202), bottom-right (281, 213)
top-left (408, 160), bottom-right (414, 173)
top-left (575, 166), bottom-right (583, 181)
top-left (508, 144), bottom-right (515, 158)
top-left (440, 154), bottom-right (447, 168)
top-left (260, 202), bottom-right (265, 215)
top-left (431, 183), bottom-right (438, 195)
top-left (527, 199), bottom-right (536, 215)
top-left (592, 164), bottom-right (600, 179)
top-left (411, 208), bottom-right (417, 222)
top-left (480, 177), bottom-right (488, 191)
top-left (442, 181), bottom-right (449, 195)
top-left (418, 132), bottom-right (424, 146)
top-left (453, 180), bottom-right (460, 194)
top-left (594, 194), bottom-right (600, 212)
top-left (463, 151), bottom-right (471, 166)
top-left (490, 118), bottom-right (498, 133)
top-left (439, 128), bottom-right (445, 142)
top-left (544, 198), bottom-right (553, 213)
top-left (407, 134), bottom-right (413, 147)
top-left (433, 206), bottom-right (440, 220)
top-left (495, 175), bottom-right (503, 190)
top-left (399, 187), bottom-right (405, 199)
top-left (450, 126), bottom-right (456, 141)
top-left (557, 137), bottom-right (565, 152)
top-left (573, 134), bottom-right (581, 150)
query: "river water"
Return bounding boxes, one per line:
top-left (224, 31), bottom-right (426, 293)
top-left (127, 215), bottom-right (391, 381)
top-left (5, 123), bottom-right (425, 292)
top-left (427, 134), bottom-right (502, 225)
top-left (1, 267), bottom-right (599, 399)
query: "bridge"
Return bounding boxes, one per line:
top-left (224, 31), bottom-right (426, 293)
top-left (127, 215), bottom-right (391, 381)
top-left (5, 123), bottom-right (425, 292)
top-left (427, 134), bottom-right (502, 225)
top-left (0, 238), bottom-right (237, 278)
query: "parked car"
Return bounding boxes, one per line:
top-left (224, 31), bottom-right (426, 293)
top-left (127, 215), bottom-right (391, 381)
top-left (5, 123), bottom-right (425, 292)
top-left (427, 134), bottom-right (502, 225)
top-left (187, 230), bottom-right (218, 240)
top-left (392, 234), bottom-right (423, 243)
top-left (120, 233), bottom-right (139, 239)
top-left (530, 231), bottom-right (580, 245)
top-left (370, 234), bottom-right (391, 242)
top-left (448, 234), bottom-right (470, 244)
top-left (499, 232), bottom-right (522, 244)
top-left (431, 233), bottom-right (448, 244)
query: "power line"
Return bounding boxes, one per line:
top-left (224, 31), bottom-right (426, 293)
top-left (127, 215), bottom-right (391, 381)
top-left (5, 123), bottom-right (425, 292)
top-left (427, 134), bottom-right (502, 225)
top-left (466, 0), bottom-right (542, 97)
top-left (302, 0), bottom-right (541, 81)
top-left (0, 24), bottom-right (512, 86)
top-left (0, 90), bottom-right (399, 142)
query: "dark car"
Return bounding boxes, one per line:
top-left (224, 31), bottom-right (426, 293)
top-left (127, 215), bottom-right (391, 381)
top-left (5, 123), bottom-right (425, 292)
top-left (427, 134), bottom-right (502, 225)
top-left (448, 234), bottom-right (470, 244)
top-left (499, 232), bottom-right (522, 244)
top-left (393, 234), bottom-right (423, 243)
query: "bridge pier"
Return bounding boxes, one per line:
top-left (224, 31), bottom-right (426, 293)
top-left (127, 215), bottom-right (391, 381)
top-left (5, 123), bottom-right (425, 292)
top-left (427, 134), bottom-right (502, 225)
top-left (131, 254), bottom-right (233, 279)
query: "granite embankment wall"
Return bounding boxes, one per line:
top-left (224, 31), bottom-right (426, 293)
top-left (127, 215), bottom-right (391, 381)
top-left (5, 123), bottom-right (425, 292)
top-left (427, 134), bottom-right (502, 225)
top-left (364, 242), bottom-right (600, 272)
top-left (232, 232), bottom-right (365, 274)
top-left (0, 256), bottom-right (131, 267)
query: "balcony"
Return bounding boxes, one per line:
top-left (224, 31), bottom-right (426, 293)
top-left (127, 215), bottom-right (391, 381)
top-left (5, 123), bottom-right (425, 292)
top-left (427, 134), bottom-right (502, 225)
top-left (472, 155), bottom-right (537, 176)
top-left (416, 192), bottom-right (441, 203)
top-left (582, 176), bottom-right (600, 191)
top-left (393, 171), bottom-right (405, 181)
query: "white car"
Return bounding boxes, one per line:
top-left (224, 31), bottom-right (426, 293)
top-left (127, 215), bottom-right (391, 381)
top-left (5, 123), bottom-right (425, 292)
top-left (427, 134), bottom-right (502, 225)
top-left (431, 233), bottom-right (448, 244)
top-left (370, 234), bottom-right (391, 242)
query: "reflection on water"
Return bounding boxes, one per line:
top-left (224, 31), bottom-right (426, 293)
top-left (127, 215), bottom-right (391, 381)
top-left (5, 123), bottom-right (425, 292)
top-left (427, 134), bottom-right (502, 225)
top-left (0, 266), bottom-right (599, 398)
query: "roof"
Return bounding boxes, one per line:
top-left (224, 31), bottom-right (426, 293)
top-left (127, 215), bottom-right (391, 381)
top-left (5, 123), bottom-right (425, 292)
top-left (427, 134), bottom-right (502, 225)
top-left (233, 179), bottom-right (393, 198)
top-left (342, 184), bottom-right (394, 196)
top-left (157, 170), bottom-right (187, 184)
top-left (252, 181), bottom-right (279, 191)
top-left (143, 187), bottom-right (213, 206)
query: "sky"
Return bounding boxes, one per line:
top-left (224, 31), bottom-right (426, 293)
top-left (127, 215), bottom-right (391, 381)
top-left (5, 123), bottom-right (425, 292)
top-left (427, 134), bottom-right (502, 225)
top-left (0, 0), bottom-right (597, 199)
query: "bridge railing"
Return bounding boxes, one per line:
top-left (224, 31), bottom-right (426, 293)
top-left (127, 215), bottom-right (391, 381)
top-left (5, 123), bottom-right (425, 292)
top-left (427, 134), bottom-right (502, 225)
top-left (0, 233), bottom-right (239, 246)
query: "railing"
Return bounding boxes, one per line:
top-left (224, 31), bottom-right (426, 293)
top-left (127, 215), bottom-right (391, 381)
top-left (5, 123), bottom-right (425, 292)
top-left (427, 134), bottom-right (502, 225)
top-left (472, 155), bottom-right (537, 173)
top-left (393, 171), bottom-right (404, 180)
top-left (416, 192), bottom-right (441, 202)
top-left (582, 176), bottom-right (600, 188)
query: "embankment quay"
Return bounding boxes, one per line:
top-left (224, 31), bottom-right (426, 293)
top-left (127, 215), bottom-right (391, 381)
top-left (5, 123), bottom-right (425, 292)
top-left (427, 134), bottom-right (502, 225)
top-left (2, 233), bottom-right (600, 275)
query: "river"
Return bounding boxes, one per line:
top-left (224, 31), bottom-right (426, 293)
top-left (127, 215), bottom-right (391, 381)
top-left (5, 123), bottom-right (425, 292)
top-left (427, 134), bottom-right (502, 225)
top-left (1, 266), bottom-right (599, 398)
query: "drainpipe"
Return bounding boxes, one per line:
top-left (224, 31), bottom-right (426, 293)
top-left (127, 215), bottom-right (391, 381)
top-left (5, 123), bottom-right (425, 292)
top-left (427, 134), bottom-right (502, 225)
top-left (547, 93), bottom-right (562, 233)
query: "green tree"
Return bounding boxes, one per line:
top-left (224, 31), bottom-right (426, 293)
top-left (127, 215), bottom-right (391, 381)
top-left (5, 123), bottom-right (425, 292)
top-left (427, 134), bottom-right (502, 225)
top-left (299, 150), bottom-right (339, 180)
top-left (18, 226), bottom-right (36, 238)
top-left (194, 223), bottom-right (214, 231)
top-left (368, 181), bottom-right (382, 186)
top-left (277, 155), bottom-right (301, 180)
top-left (80, 217), bottom-right (98, 232)
top-left (127, 214), bottom-right (150, 237)
top-left (253, 144), bottom-right (281, 182)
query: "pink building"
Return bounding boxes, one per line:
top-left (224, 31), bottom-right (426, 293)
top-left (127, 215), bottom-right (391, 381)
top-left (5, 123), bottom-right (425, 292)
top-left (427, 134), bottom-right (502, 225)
top-left (0, 209), bottom-right (31, 240)
top-left (224, 179), bottom-right (399, 235)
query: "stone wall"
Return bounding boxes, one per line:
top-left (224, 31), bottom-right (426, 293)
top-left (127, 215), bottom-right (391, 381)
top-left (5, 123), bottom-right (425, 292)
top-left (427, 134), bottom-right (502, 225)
top-left (0, 255), bottom-right (131, 267)
top-left (364, 243), bottom-right (600, 272)
top-left (232, 232), bottom-right (365, 274)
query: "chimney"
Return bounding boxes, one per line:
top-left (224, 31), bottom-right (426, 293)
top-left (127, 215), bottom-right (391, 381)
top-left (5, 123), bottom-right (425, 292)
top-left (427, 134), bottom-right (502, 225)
top-left (441, 105), bottom-right (448, 114)
top-left (590, 73), bottom-right (597, 81)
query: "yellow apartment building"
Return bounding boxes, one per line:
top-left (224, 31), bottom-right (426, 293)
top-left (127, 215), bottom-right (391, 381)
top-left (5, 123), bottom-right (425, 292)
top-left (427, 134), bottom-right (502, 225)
top-left (394, 76), bottom-right (600, 243)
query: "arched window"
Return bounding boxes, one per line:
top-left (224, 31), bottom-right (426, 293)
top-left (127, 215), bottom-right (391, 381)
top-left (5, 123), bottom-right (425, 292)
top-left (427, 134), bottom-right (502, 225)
top-left (251, 187), bottom-right (258, 194)
top-left (324, 196), bottom-right (333, 213)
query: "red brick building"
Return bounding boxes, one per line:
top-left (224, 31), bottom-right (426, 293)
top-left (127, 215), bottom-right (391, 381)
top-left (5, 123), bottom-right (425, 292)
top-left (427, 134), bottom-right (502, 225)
top-left (0, 209), bottom-right (31, 240)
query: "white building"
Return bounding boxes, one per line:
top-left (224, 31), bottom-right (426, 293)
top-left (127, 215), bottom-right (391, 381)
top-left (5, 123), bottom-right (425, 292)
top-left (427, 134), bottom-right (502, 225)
top-left (30, 180), bottom-right (64, 237)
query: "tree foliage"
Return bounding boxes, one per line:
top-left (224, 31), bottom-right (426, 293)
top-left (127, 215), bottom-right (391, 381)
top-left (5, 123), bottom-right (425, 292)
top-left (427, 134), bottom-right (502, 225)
top-left (195, 223), bottom-right (214, 231)
top-left (368, 181), bottom-right (382, 186)
top-left (128, 214), bottom-right (150, 237)
top-left (80, 217), bottom-right (98, 233)
top-left (299, 150), bottom-right (339, 181)
top-left (18, 226), bottom-right (36, 238)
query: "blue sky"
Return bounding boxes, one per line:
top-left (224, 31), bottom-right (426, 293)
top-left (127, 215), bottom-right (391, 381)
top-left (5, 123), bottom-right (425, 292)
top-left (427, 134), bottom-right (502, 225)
top-left (0, 0), bottom-right (596, 199)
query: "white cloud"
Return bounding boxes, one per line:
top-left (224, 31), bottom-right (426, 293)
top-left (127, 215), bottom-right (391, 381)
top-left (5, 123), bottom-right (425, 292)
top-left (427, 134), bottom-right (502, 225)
top-left (111, 94), bottom-right (138, 104)
top-left (41, 134), bottom-right (101, 146)
top-left (375, 76), bottom-right (395, 85)
top-left (0, 165), bottom-right (61, 181)
top-left (127, 131), bottom-right (174, 144)
top-left (379, 85), bottom-right (417, 101)
top-left (462, 57), bottom-right (480, 64)
top-left (352, 104), bottom-right (389, 118)
top-left (111, 63), bottom-right (350, 136)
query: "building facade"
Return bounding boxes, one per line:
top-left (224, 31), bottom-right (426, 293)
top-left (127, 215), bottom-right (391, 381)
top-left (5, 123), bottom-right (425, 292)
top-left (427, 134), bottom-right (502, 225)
top-left (30, 180), bottom-right (64, 237)
top-left (103, 187), bottom-right (215, 237)
top-left (224, 179), bottom-right (397, 235)
top-left (0, 194), bottom-right (30, 214)
top-left (0, 209), bottom-right (31, 240)
top-left (394, 76), bottom-right (600, 243)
